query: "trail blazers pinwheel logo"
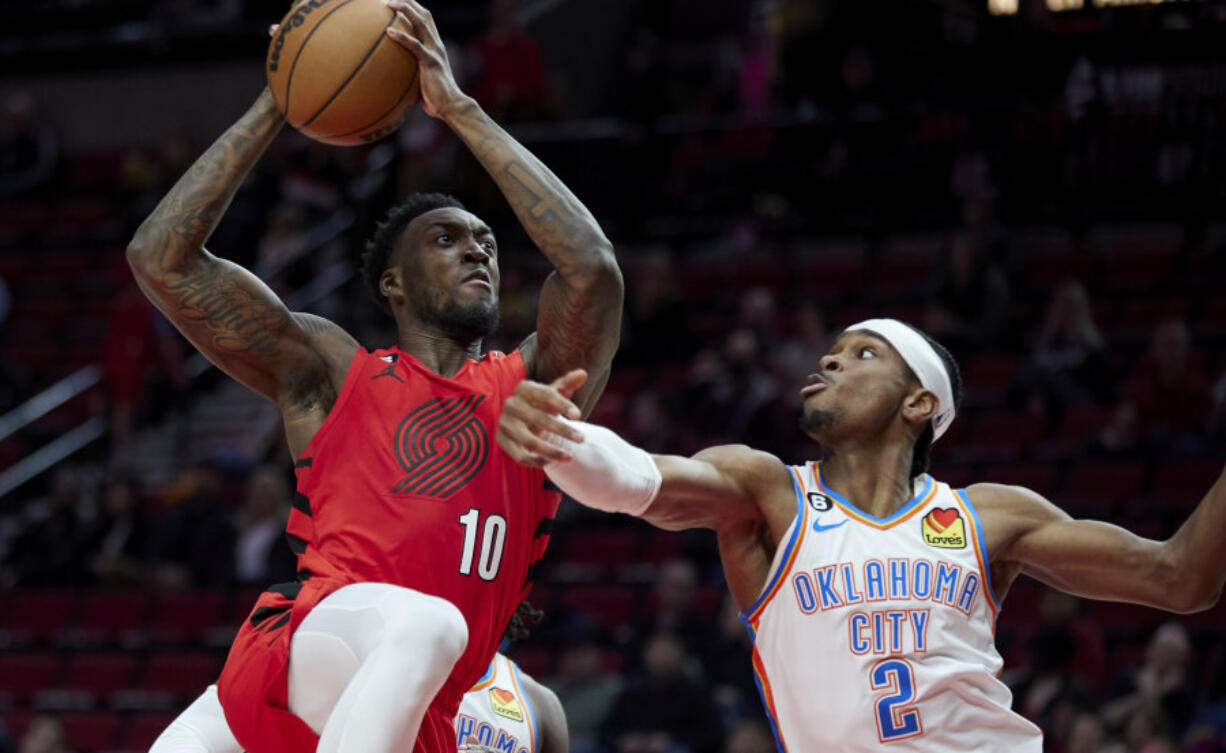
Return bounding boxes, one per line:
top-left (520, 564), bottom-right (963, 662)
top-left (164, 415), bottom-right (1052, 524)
top-left (392, 395), bottom-right (488, 498)
top-left (921, 507), bottom-right (966, 549)
top-left (489, 687), bottom-right (524, 722)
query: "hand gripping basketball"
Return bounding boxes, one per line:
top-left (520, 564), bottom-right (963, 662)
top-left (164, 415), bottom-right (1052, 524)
top-left (496, 371), bottom-right (587, 468)
top-left (385, 0), bottom-right (469, 119)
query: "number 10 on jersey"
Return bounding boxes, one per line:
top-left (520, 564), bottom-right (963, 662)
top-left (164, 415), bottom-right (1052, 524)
top-left (458, 508), bottom-right (507, 581)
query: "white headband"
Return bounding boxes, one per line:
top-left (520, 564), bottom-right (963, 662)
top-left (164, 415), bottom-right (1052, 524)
top-left (843, 319), bottom-right (956, 442)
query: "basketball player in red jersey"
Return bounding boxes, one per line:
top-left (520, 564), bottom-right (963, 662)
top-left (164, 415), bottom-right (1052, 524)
top-left (125, 1), bottom-right (621, 752)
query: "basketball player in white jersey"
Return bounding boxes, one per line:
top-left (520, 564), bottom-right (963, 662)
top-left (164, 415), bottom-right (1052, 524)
top-left (496, 319), bottom-right (1226, 752)
top-left (456, 651), bottom-right (567, 753)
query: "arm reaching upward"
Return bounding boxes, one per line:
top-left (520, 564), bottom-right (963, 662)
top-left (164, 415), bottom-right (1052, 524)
top-left (126, 90), bottom-right (357, 427)
top-left (973, 463), bottom-right (1226, 613)
top-left (386, 1), bottom-right (623, 416)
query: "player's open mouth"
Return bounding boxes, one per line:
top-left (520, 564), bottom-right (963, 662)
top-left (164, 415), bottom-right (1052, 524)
top-left (800, 381), bottom-right (828, 398)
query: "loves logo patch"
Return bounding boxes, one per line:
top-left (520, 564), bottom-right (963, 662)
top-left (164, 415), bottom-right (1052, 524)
top-left (921, 507), bottom-right (966, 549)
top-left (489, 687), bottom-right (524, 722)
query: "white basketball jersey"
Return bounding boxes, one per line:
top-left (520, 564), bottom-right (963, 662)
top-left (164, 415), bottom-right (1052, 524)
top-left (743, 462), bottom-right (1042, 752)
top-left (455, 653), bottom-right (538, 753)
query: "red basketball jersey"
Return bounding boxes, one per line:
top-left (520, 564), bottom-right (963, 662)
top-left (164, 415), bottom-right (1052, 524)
top-left (218, 346), bottom-right (559, 753)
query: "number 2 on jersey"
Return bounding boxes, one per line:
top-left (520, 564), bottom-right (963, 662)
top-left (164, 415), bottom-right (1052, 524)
top-left (870, 658), bottom-right (923, 742)
top-left (457, 508), bottom-right (507, 581)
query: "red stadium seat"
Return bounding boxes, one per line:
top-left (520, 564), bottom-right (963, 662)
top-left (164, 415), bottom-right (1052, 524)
top-left (1149, 460), bottom-right (1223, 510)
top-left (77, 592), bottom-right (151, 635)
top-left (0, 653), bottom-right (61, 697)
top-left (982, 463), bottom-right (1059, 499)
top-left (149, 590), bottom-right (227, 637)
top-left (60, 652), bottom-right (139, 696)
top-left (141, 652), bottom-right (223, 698)
top-left (120, 712), bottom-right (180, 753)
top-left (559, 530), bottom-right (641, 567)
top-left (5, 592), bottom-right (78, 636)
top-left (59, 712), bottom-right (120, 753)
top-left (557, 586), bottom-right (636, 629)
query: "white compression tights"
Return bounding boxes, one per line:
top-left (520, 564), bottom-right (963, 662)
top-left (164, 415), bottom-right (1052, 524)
top-left (150, 583), bottom-right (468, 753)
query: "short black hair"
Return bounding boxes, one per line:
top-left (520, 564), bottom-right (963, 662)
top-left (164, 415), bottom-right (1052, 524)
top-left (908, 328), bottom-right (962, 479)
top-left (361, 192), bottom-right (466, 315)
top-left (503, 600), bottom-right (543, 644)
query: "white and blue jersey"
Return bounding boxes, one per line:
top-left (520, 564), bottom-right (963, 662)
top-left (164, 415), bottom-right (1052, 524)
top-left (456, 653), bottom-right (538, 753)
top-left (741, 462), bottom-right (1042, 752)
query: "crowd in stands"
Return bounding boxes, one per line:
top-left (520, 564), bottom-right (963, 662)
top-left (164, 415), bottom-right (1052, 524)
top-left (2, 1), bottom-right (1226, 752)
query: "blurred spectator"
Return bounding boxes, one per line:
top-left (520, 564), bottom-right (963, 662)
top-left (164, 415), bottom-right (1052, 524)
top-left (1010, 281), bottom-right (1115, 420)
top-left (925, 230), bottom-right (1010, 350)
top-left (700, 597), bottom-right (758, 721)
top-left (0, 91), bottom-right (58, 198)
top-left (85, 474), bottom-right (150, 587)
top-left (151, 462), bottom-right (237, 588)
top-left (234, 467), bottom-right (296, 585)
top-left (629, 559), bottom-right (716, 662)
top-left (602, 632), bottom-right (724, 753)
top-left (1004, 623), bottom-right (1090, 730)
top-left (467, 0), bottom-right (550, 122)
top-left (1007, 587), bottom-right (1108, 694)
top-left (6, 466), bottom-right (91, 586)
top-left (620, 251), bottom-right (693, 368)
top-left (723, 718), bottom-right (774, 753)
top-left (1100, 320), bottom-right (1211, 454)
top-left (737, 2), bottom-right (779, 116)
top-left (104, 272), bottom-right (187, 457)
top-left (1066, 711), bottom-right (1109, 753)
top-left (1101, 623), bottom-right (1195, 746)
top-left (685, 328), bottom-right (778, 449)
top-left (17, 716), bottom-right (66, 753)
top-left (548, 626), bottom-right (623, 753)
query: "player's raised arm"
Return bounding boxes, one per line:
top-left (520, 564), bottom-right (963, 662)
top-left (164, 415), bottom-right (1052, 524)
top-left (496, 373), bottom-right (782, 532)
top-left (125, 89), bottom-right (357, 415)
top-left (971, 466), bottom-right (1226, 613)
top-left (386, 1), bottom-right (623, 417)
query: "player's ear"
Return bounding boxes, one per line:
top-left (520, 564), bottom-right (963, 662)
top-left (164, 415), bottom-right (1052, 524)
top-left (380, 267), bottom-right (405, 309)
top-left (902, 388), bottom-right (938, 429)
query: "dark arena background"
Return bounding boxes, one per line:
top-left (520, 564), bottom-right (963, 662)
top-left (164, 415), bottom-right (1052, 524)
top-left (2, 0), bottom-right (1226, 751)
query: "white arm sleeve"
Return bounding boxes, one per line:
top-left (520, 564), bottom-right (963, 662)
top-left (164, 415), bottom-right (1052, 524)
top-left (542, 419), bottom-right (662, 516)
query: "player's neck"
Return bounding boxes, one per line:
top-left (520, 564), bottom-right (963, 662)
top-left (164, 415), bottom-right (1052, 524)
top-left (397, 326), bottom-right (483, 378)
top-left (819, 443), bottom-right (915, 519)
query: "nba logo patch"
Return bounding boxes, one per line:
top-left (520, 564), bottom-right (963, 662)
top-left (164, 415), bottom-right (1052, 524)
top-left (921, 508), bottom-right (966, 549)
top-left (489, 687), bottom-right (524, 722)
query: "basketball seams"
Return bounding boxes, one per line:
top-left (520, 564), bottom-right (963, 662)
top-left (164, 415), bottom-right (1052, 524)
top-left (281, 0), bottom-right (359, 123)
top-left (300, 13), bottom-right (398, 129)
top-left (321, 64), bottom-right (419, 142)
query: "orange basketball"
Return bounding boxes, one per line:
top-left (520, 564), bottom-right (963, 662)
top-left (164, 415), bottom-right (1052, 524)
top-left (266, 0), bottom-right (420, 146)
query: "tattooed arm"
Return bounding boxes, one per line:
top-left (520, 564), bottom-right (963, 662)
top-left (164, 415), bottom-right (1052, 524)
top-left (125, 90), bottom-right (358, 431)
top-left (386, 1), bottom-right (623, 417)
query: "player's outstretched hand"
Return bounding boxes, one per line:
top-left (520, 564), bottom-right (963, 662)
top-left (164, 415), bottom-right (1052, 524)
top-left (384, 0), bottom-right (468, 119)
top-left (497, 370), bottom-right (587, 468)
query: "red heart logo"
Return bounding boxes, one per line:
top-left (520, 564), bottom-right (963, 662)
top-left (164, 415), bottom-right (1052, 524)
top-left (927, 508), bottom-right (959, 532)
top-left (491, 688), bottom-right (515, 705)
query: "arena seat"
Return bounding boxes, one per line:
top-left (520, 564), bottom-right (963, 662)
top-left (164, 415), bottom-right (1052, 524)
top-left (557, 585), bottom-right (636, 629)
top-left (59, 711), bottom-right (120, 753)
top-left (1060, 461), bottom-right (1146, 516)
top-left (76, 592), bottom-right (151, 636)
top-left (148, 590), bottom-right (227, 641)
top-left (0, 652), bottom-right (61, 698)
top-left (119, 711), bottom-right (180, 753)
top-left (60, 652), bottom-right (140, 697)
top-left (4, 592), bottom-right (78, 639)
top-left (140, 652), bottom-right (223, 700)
top-left (964, 411), bottom-right (1045, 461)
top-left (981, 463), bottom-right (1059, 499)
top-left (1149, 460), bottom-right (1223, 510)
